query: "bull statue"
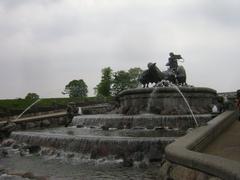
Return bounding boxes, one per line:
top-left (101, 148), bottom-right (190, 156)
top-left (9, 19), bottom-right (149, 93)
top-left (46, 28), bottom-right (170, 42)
top-left (139, 62), bottom-right (187, 87)
top-left (139, 52), bottom-right (187, 87)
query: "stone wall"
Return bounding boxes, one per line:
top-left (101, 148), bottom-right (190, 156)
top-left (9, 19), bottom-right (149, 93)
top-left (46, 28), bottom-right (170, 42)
top-left (81, 103), bottom-right (113, 114)
top-left (159, 161), bottom-right (222, 180)
top-left (164, 111), bottom-right (240, 180)
top-left (15, 116), bottom-right (67, 130)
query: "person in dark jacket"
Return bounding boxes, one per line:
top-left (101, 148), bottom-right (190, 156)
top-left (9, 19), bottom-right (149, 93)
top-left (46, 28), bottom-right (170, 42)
top-left (236, 90), bottom-right (240, 121)
top-left (65, 102), bottom-right (78, 127)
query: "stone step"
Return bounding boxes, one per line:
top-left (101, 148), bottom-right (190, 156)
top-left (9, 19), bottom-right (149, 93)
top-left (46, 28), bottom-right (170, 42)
top-left (11, 130), bottom-right (175, 160)
top-left (26, 126), bottom-right (185, 137)
top-left (72, 114), bottom-right (213, 130)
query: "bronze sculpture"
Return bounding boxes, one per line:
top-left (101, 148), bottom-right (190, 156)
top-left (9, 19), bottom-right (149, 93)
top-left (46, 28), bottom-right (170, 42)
top-left (139, 53), bottom-right (186, 87)
top-left (166, 52), bottom-right (183, 72)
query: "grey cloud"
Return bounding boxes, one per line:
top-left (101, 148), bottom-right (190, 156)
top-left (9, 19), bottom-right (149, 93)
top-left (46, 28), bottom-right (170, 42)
top-left (0, 0), bottom-right (239, 98)
top-left (173, 0), bottom-right (240, 27)
top-left (201, 0), bottom-right (240, 27)
top-left (0, 0), bottom-right (59, 9)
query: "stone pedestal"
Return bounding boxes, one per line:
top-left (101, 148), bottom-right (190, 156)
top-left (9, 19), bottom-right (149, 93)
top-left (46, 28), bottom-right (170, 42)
top-left (117, 87), bottom-right (217, 115)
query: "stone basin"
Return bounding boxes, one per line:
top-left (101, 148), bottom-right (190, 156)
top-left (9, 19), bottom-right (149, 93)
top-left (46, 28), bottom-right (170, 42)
top-left (117, 87), bottom-right (217, 115)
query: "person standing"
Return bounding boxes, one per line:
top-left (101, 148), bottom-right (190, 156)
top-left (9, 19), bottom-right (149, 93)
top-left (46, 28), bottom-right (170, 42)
top-left (236, 90), bottom-right (240, 121)
top-left (65, 102), bottom-right (78, 127)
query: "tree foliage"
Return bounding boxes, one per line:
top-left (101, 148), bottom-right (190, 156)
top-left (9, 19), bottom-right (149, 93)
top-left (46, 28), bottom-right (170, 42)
top-left (111, 67), bottom-right (143, 95)
top-left (63, 79), bottom-right (88, 98)
top-left (128, 67), bottom-right (143, 88)
top-left (94, 67), bottom-right (143, 96)
top-left (25, 93), bottom-right (39, 100)
top-left (96, 67), bottom-right (112, 97)
top-left (111, 70), bottom-right (131, 95)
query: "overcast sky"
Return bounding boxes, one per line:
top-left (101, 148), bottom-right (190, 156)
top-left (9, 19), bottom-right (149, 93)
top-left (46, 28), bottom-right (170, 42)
top-left (0, 0), bottom-right (239, 99)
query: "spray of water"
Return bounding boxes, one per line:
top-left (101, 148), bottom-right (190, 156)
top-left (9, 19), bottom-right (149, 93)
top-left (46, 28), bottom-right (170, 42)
top-left (15, 99), bottom-right (41, 120)
top-left (170, 83), bottom-right (199, 127)
top-left (147, 80), bottom-right (199, 127)
top-left (146, 88), bottom-right (158, 112)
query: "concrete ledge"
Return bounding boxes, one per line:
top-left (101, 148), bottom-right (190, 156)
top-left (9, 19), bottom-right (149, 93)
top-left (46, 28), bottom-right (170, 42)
top-left (0, 112), bottom-right (66, 125)
top-left (165, 111), bottom-right (240, 180)
top-left (72, 114), bottom-right (212, 130)
top-left (118, 87), bottom-right (217, 96)
top-left (0, 112), bottom-right (67, 130)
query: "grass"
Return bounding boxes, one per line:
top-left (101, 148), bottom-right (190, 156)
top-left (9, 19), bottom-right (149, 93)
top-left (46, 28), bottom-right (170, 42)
top-left (0, 96), bottom-right (113, 117)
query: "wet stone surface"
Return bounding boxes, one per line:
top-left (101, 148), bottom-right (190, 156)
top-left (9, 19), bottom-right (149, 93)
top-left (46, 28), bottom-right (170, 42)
top-left (0, 139), bottom-right (163, 180)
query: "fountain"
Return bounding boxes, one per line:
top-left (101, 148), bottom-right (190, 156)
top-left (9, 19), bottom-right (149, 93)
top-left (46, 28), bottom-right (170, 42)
top-left (8, 53), bottom-right (217, 178)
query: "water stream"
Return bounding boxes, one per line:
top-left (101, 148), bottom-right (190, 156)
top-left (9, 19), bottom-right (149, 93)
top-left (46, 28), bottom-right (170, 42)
top-left (146, 87), bottom-right (159, 112)
top-left (15, 98), bottom-right (41, 120)
top-left (170, 83), bottom-right (199, 127)
top-left (147, 80), bottom-right (199, 127)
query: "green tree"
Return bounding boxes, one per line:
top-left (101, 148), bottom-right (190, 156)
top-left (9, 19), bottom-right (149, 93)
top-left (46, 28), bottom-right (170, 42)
top-left (111, 70), bottom-right (131, 95)
top-left (96, 67), bottom-right (112, 97)
top-left (128, 67), bottom-right (143, 88)
top-left (111, 67), bottom-right (143, 95)
top-left (63, 79), bottom-right (88, 98)
top-left (25, 93), bottom-right (39, 100)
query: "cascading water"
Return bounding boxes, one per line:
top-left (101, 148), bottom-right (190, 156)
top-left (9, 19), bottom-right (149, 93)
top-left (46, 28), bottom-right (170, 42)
top-left (15, 98), bottom-right (41, 120)
top-left (146, 87), bottom-right (159, 113)
top-left (147, 80), bottom-right (172, 113)
top-left (146, 81), bottom-right (169, 113)
top-left (78, 107), bottom-right (82, 115)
